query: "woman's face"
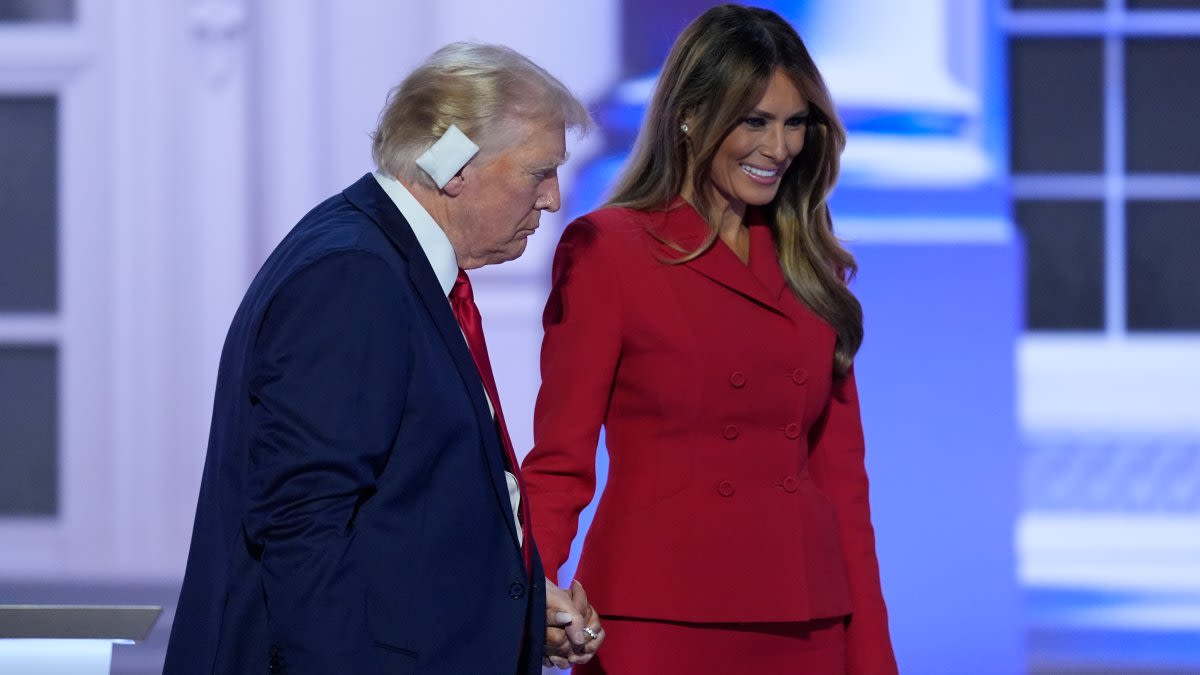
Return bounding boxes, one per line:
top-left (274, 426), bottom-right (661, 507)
top-left (706, 69), bottom-right (809, 214)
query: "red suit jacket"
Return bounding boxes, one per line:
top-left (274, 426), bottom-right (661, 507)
top-left (522, 200), bottom-right (897, 673)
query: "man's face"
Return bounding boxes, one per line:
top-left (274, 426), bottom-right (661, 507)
top-left (451, 119), bottom-right (567, 268)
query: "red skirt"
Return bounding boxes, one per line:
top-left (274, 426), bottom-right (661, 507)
top-left (576, 615), bottom-right (846, 674)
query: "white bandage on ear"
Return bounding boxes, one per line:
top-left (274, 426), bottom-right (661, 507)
top-left (416, 124), bottom-right (480, 189)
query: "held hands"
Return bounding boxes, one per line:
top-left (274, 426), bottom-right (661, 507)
top-left (544, 578), bottom-right (604, 669)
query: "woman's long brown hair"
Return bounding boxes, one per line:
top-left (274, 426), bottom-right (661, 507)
top-left (608, 4), bottom-right (862, 376)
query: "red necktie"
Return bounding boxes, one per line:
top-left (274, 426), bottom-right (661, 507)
top-left (449, 269), bottom-right (533, 575)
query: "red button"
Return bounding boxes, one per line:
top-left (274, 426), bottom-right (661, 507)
top-left (792, 368), bottom-right (808, 385)
top-left (784, 423), bottom-right (800, 439)
top-left (730, 372), bottom-right (746, 388)
top-left (781, 476), bottom-right (799, 493)
top-left (718, 480), bottom-right (736, 497)
top-left (723, 425), bottom-right (740, 440)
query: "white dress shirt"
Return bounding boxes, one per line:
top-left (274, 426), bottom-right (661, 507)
top-left (373, 172), bottom-right (523, 545)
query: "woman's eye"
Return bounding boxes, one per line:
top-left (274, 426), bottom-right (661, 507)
top-left (741, 117), bottom-right (767, 128)
top-left (787, 115), bottom-right (810, 127)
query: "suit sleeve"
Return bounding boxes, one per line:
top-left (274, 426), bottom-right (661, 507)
top-left (242, 250), bottom-right (410, 674)
top-left (522, 218), bottom-right (622, 577)
top-left (807, 367), bottom-right (898, 675)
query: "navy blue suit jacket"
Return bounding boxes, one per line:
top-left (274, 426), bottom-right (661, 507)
top-left (164, 174), bottom-right (545, 675)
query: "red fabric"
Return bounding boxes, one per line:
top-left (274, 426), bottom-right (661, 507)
top-left (450, 269), bottom-right (533, 575)
top-left (576, 616), bottom-right (847, 675)
top-left (522, 202), bottom-right (897, 674)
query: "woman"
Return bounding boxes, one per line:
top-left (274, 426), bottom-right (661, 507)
top-left (522, 5), bottom-right (897, 673)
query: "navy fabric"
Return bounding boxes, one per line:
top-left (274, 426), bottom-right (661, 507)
top-left (164, 174), bottom-right (544, 675)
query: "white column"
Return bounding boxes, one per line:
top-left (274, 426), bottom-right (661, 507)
top-left (168, 0), bottom-right (255, 574)
top-left (104, 0), bottom-right (255, 577)
top-left (252, 0), bottom-right (334, 257)
top-left (799, 0), bottom-right (976, 111)
top-left (104, 0), bottom-right (184, 577)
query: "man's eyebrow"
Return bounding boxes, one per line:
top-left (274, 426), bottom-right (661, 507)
top-left (531, 153), bottom-right (570, 172)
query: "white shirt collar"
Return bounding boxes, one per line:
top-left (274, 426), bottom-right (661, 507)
top-left (373, 177), bottom-right (523, 541)
top-left (373, 172), bottom-right (458, 298)
top-left (371, 175), bottom-right (522, 543)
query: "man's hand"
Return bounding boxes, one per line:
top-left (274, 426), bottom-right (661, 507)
top-left (543, 578), bottom-right (604, 669)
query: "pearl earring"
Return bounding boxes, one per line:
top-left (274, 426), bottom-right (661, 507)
top-left (680, 123), bottom-right (689, 134)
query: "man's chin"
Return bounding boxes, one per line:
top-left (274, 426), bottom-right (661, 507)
top-left (482, 239), bottom-right (529, 267)
top-left (510, 238), bottom-right (530, 259)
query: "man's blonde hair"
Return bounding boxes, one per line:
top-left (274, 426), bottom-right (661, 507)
top-left (371, 42), bottom-right (592, 187)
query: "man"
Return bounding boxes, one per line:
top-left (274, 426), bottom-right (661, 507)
top-left (164, 43), bottom-right (602, 674)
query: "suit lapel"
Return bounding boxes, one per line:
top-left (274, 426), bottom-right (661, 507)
top-left (653, 201), bottom-right (787, 316)
top-left (342, 174), bottom-right (523, 551)
top-left (747, 215), bottom-right (790, 304)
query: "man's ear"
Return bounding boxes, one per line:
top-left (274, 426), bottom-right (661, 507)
top-left (441, 172), bottom-right (465, 197)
